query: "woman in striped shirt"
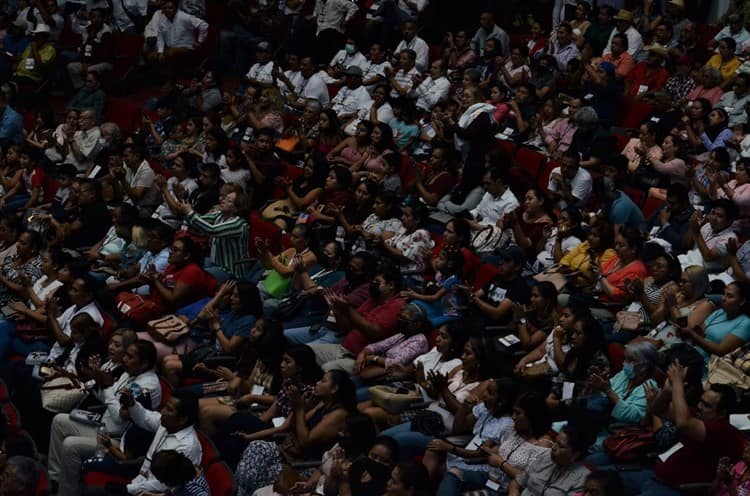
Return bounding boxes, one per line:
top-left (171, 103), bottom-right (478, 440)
top-left (179, 191), bottom-right (251, 282)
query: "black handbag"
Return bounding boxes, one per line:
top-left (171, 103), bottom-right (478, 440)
top-left (409, 410), bottom-right (446, 436)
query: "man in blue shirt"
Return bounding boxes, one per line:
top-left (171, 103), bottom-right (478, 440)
top-left (0, 93), bottom-right (23, 147)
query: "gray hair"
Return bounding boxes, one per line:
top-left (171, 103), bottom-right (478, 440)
top-left (684, 265), bottom-right (710, 298)
top-left (574, 106), bottom-right (599, 126)
top-left (99, 122), bottom-right (122, 147)
top-left (5, 456), bottom-right (38, 496)
top-left (624, 341), bottom-right (658, 374)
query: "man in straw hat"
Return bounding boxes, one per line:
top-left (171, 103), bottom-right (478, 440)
top-left (13, 23), bottom-right (55, 85)
top-left (664, 0), bottom-right (690, 40)
top-left (604, 9), bottom-right (643, 59)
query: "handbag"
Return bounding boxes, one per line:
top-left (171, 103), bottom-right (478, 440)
top-left (146, 315), bottom-right (189, 344)
top-left (115, 292), bottom-right (160, 323)
top-left (516, 360), bottom-right (551, 379)
top-left (369, 384), bottom-right (422, 414)
top-left (707, 353), bottom-right (750, 390)
top-left (40, 375), bottom-right (86, 413)
top-left (471, 226), bottom-right (510, 254)
top-left (533, 268), bottom-right (568, 291)
top-left (409, 410), bottom-right (446, 436)
top-left (261, 199), bottom-right (298, 222)
top-left (602, 426), bottom-right (655, 463)
top-left (613, 311), bottom-right (644, 332)
top-left (262, 269), bottom-right (292, 299)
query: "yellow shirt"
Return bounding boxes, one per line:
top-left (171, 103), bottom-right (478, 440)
top-left (559, 240), bottom-right (617, 279)
top-left (705, 54), bottom-right (741, 83)
top-left (15, 43), bottom-right (56, 82)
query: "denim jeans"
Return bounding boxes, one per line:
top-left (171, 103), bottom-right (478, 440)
top-left (380, 422), bottom-right (433, 461)
top-left (284, 326), bottom-right (341, 345)
top-left (619, 470), bottom-right (681, 496)
top-left (437, 469), bottom-right (489, 496)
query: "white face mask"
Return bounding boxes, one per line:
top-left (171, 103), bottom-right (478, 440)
top-left (345, 43), bottom-right (356, 55)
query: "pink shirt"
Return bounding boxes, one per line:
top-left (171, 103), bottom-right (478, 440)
top-left (364, 333), bottom-right (429, 367)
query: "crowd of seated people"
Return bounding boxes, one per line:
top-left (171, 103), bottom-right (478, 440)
top-left (0, 0), bottom-right (749, 496)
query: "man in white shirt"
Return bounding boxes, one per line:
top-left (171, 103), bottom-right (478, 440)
top-left (329, 66), bottom-right (372, 121)
top-left (48, 339), bottom-right (162, 496)
top-left (276, 53), bottom-right (304, 98)
top-left (546, 150), bottom-right (592, 210)
top-left (146, 0), bottom-right (208, 77)
top-left (313, 0), bottom-right (359, 62)
top-left (245, 41), bottom-right (275, 86)
top-left (327, 37), bottom-right (369, 81)
top-left (471, 11), bottom-right (510, 57)
top-left (110, 0), bottom-right (148, 33)
top-left (63, 108), bottom-right (100, 173)
top-left (387, 49), bottom-right (419, 99)
top-left (394, 20), bottom-right (429, 72)
top-left (125, 390), bottom-right (202, 495)
top-left (110, 144), bottom-right (158, 215)
top-left (413, 59), bottom-right (450, 112)
top-left (603, 9), bottom-right (643, 59)
top-left (470, 167), bottom-right (519, 227)
top-left (710, 13), bottom-right (750, 54)
top-left (286, 55), bottom-right (330, 110)
top-left (362, 42), bottom-right (391, 94)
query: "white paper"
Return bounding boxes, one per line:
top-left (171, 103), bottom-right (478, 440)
top-left (730, 414), bottom-right (750, 431)
top-left (250, 385), bottom-right (264, 396)
top-left (562, 382), bottom-right (575, 401)
top-left (272, 417), bottom-right (285, 428)
top-left (465, 434), bottom-right (483, 451)
top-left (485, 480), bottom-right (500, 491)
top-left (638, 85), bottom-right (649, 95)
top-left (658, 442), bottom-right (684, 462)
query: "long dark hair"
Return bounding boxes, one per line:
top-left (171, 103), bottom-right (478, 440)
top-left (372, 122), bottom-right (396, 154)
top-left (283, 344), bottom-right (323, 386)
top-left (565, 315), bottom-right (607, 380)
top-left (705, 107), bottom-right (729, 142)
top-left (327, 370), bottom-right (357, 413)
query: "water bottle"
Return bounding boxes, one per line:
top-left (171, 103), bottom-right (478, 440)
top-left (93, 424), bottom-right (107, 460)
top-left (335, 226), bottom-right (345, 246)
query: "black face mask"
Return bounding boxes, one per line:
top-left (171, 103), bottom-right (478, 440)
top-left (369, 281), bottom-right (381, 298)
top-left (346, 269), bottom-right (363, 285)
top-left (364, 457), bottom-right (392, 481)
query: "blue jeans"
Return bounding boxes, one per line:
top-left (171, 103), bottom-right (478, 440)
top-left (437, 469), bottom-right (489, 496)
top-left (619, 470), bottom-right (681, 496)
top-left (203, 258), bottom-right (234, 283)
top-left (380, 422), bottom-right (433, 461)
top-left (284, 326), bottom-right (342, 345)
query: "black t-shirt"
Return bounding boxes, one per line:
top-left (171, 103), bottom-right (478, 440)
top-left (477, 274), bottom-right (531, 326)
top-left (66, 202), bottom-right (111, 248)
top-left (249, 151), bottom-right (281, 209)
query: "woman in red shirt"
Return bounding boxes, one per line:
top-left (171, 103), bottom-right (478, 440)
top-left (124, 237), bottom-right (217, 327)
top-left (593, 226), bottom-right (648, 305)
